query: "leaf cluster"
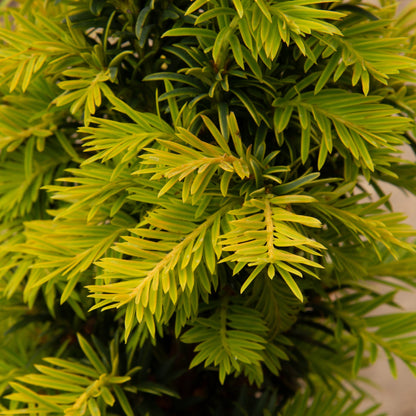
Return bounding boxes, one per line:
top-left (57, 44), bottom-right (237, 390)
top-left (1, 0), bottom-right (416, 414)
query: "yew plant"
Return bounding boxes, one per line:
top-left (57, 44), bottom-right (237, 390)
top-left (1, 0), bottom-right (416, 414)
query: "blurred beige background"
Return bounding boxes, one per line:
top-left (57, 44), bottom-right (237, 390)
top-left (360, 145), bottom-right (416, 415)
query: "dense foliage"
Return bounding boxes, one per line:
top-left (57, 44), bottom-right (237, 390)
top-left (1, 0), bottom-right (416, 414)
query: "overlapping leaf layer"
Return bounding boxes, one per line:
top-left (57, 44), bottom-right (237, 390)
top-left (1, 0), bottom-right (416, 414)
